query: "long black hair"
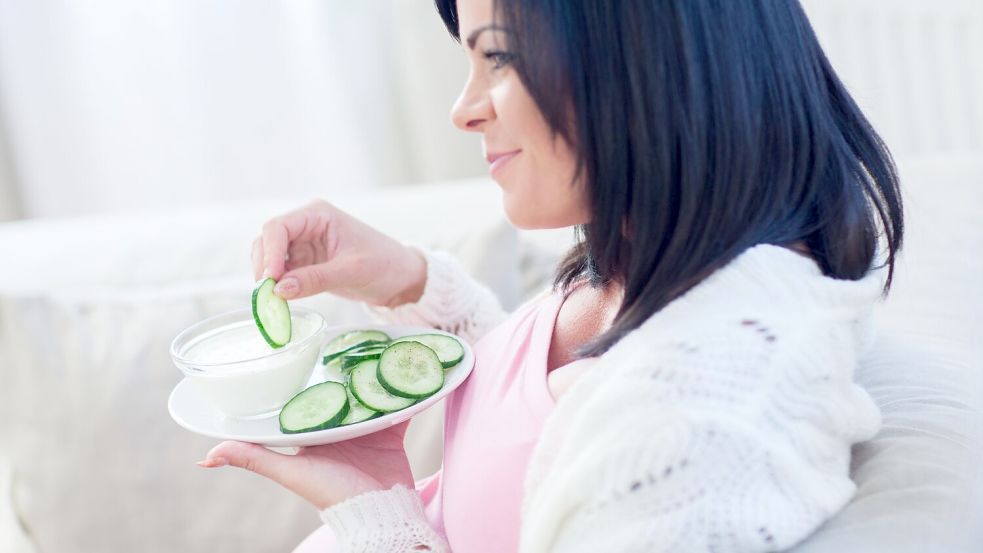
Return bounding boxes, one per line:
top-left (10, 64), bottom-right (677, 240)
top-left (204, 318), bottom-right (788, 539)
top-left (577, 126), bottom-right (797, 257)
top-left (436, 0), bottom-right (904, 358)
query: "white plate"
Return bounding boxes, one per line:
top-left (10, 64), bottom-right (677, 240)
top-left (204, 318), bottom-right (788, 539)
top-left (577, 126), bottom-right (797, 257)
top-left (168, 323), bottom-right (474, 447)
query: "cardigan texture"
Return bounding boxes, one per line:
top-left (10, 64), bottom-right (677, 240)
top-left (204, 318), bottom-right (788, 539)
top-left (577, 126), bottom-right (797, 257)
top-left (318, 243), bottom-right (885, 553)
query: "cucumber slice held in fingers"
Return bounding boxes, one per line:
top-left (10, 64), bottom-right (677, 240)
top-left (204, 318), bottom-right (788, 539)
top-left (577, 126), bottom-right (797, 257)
top-left (279, 381), bottom-right (350, 434)
top-left (392, 334), bottom-right (465, 369)
top-left (378, 341), bottom-right (444, 399)
top-left (252, 278), bottom-right (292, 348)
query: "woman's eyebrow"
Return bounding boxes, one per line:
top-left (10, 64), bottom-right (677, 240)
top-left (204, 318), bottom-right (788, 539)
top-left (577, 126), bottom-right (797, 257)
top-left (466, 24), bottom-right (508, 50)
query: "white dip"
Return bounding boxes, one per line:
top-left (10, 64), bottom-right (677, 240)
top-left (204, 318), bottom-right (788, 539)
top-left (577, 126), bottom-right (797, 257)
top-left (181, 313), bottom-right (323, 418)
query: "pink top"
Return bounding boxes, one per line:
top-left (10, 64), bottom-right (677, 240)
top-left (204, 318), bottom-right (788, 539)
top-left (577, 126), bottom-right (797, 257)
top-left (294, 283), bottom-right (579, 553)
top-left (417, 283), bottom-right (581, 551)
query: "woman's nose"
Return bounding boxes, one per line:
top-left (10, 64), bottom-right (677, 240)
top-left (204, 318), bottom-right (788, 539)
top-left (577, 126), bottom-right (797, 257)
top-left (450, 76), bottom-right (493, 132)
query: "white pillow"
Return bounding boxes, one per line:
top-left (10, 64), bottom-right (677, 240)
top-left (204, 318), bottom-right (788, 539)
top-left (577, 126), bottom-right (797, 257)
top-left (791, 154), bottom-right (983, 552)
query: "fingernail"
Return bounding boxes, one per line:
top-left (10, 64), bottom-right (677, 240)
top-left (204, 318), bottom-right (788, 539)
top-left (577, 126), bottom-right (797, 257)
top-left (274, 277), bottom-right (298, 298)
top-left (197, 457), bottom-right (228, 468)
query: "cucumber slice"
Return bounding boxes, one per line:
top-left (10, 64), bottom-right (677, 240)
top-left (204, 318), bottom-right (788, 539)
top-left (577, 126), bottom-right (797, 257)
top-left (252, 278), bottom-right (291, 348)
top-left (321, 330), bottom-right (391, 365)
top-left (340, 385), bottom-right (381, 426)
top-left (322, 340), bottom-right (375, 365)
top-left (340, 350), bottom-right (384, 371)
top-left (392, 334), bottom-right (465, 368)
top-left (324, 356), bottom-right (343, 374)
top-left (378, 341), bottom-right (444, 399)
top-left (278, 381), bottom-right (349, 434)
top-left (349, 359), bottom-right (416, 413)
top-left (346, 343), bottom-right (389, 355)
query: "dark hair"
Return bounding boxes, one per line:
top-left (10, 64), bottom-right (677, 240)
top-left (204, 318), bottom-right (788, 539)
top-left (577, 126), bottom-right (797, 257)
top-left (435, 0), bottom-right (904, 358)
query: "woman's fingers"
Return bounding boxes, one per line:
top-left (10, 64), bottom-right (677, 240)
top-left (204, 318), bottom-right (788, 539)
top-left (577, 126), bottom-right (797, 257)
top-left (261, 219), bottom-right (291, 281)
top-left (199, 441), bottom-right (297, 483)
top-left (272, 275), bottom-right (301, 299)
top-left (197, 440), bottom-right (378, 510)
top-left (260, 202), bottom-right (333, 281)
top-left (251, 237), bottom-right (265, 281)
top-left (199, 441), bottom-right (328, 506)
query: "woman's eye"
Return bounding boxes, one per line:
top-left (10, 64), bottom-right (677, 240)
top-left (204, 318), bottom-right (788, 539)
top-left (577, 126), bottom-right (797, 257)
top-left (482, 50), bottom-right (515, 70)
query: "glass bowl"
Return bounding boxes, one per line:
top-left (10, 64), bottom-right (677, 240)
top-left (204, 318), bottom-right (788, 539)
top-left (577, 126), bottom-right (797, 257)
top-left (170, 307), bottom-right (326, 419)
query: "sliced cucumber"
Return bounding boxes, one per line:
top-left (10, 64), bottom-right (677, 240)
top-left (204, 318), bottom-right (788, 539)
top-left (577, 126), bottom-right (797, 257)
top-left (252, 278), bottom-right (291, 348)
top-left (340, 385), bottom-right (381, 426)
top-left (330, 330), bottom-right (391, 349)
top-left (323, 355), bottom-right (343, 375)
top-left (346, 343), bottom-right (389, 355)
top-left (349, 359), bottom-right (416, 412)
top-left (392, 334), bottom-right (465, 368)
top-left (278, 381), bottom-right (349, 434)
top-left (321, 330), bottom-right (391, 365)
top-left (378, 341), bottom-right (444, 399)
top-left (340, 350), bottom-right (385, 371)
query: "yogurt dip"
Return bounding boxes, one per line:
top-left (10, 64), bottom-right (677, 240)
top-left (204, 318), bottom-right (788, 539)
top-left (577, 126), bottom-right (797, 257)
top-left (171, 308), bottom-right (326, 419)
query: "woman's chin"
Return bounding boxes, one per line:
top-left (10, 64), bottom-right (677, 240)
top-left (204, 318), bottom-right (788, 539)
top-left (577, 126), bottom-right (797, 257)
top-left (501, 209), bottom-right (533, 230)
top-left (502, 203), bottom-right (582, 231)
top-left (501, 201), bottom-right (538, 230)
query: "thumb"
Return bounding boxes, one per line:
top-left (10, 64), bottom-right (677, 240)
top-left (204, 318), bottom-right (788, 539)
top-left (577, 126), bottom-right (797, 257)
top-left (274, 262), bottom-right (350, 300)
top-left (391, 419), bottom-right (411, 440)
top-left (199, 441), bottom-right (337, 509)
top-left (198, 441), bottom-right (295, 482)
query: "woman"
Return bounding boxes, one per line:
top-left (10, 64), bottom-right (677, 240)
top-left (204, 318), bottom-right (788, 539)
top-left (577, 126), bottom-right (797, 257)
top-left (198, 0), bottom-right (904, 551)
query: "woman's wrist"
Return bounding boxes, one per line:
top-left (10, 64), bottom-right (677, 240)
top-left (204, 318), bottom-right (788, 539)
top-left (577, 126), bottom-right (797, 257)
top-left (320, 483), bottom-right (449, 551)
top-left (320, 483), bottom-right (421, 526)
top-left (381, 245), bottom-right (428, 308)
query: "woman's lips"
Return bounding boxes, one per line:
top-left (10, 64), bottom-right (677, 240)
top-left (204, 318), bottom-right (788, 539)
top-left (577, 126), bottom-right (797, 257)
top-left (486, 150), bottom-right (521, 176)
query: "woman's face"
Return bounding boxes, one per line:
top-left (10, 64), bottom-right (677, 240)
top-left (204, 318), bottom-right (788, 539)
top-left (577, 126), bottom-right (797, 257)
top-left (450, 0), bottom-right (590, 230)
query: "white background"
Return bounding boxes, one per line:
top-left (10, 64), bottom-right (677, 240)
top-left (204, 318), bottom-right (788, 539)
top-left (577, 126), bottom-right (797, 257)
top-left (0, 0), bottom-right (980, 221)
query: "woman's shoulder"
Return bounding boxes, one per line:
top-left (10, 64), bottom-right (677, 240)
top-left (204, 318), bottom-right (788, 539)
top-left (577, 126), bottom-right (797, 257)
top-left (526, 249), bottom-right (885, 521)
top-left (639, 244), bottom-right (883, 330)
top-left (596, 244), bottom-right (885, 379)
top-left (543, 243), bottom-right (884, 402)
top-left (547, 247), bottom-right (884, 449)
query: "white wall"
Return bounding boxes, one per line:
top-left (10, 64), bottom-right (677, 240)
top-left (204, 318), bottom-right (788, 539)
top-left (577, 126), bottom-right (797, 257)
top-left (0, 0), bottom-right (485, 220)
top-left (0, 110), bottom-right (18, 221)
top-left (1, 1), bottom-right (980, 221)
top-left (800, 0), bottom-right (983, 158)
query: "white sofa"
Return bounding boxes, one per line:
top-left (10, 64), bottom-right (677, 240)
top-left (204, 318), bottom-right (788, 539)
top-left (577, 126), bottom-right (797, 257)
top-left (0, 154), bottom-right (981, 552)
top-left (0, 179), bottom-right (569, 553)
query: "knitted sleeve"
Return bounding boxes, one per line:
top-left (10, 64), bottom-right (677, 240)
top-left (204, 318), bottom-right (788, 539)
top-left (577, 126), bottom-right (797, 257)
top-left (517, 313), bottom-right (882, 553)
top-left (320, 485), bottom-right (450, 552)
top-left (361, 246), bottom-right (508, 346)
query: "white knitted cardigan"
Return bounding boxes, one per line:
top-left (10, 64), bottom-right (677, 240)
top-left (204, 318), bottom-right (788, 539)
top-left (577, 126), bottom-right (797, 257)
top-left (318, 243), bottom-right (885, 553)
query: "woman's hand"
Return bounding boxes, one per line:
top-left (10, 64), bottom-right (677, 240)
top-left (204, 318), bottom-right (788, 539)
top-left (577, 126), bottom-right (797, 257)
top-left (252, 199), bottom-right (427, 308)
top-left (197, 420), bottom-right (415, 510)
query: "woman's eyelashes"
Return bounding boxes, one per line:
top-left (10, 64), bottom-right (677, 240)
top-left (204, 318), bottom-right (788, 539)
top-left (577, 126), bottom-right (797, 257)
top-left (482, 50), bottom-right (516, 70)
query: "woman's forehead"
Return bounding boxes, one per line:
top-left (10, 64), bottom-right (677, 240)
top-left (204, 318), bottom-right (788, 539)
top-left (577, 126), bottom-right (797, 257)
top-left (455, 0), bottom-right (496, 34)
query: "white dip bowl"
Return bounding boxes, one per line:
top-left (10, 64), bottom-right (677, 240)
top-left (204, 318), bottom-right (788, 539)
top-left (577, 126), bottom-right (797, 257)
top-left (170, 307), bottom-right (326, 419)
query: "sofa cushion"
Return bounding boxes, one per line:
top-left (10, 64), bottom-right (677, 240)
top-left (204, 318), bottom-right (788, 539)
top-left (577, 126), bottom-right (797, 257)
top-left (791, 154), bottom-right (983, 552)
top-left (0, 177), bottom-right (518, 553)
